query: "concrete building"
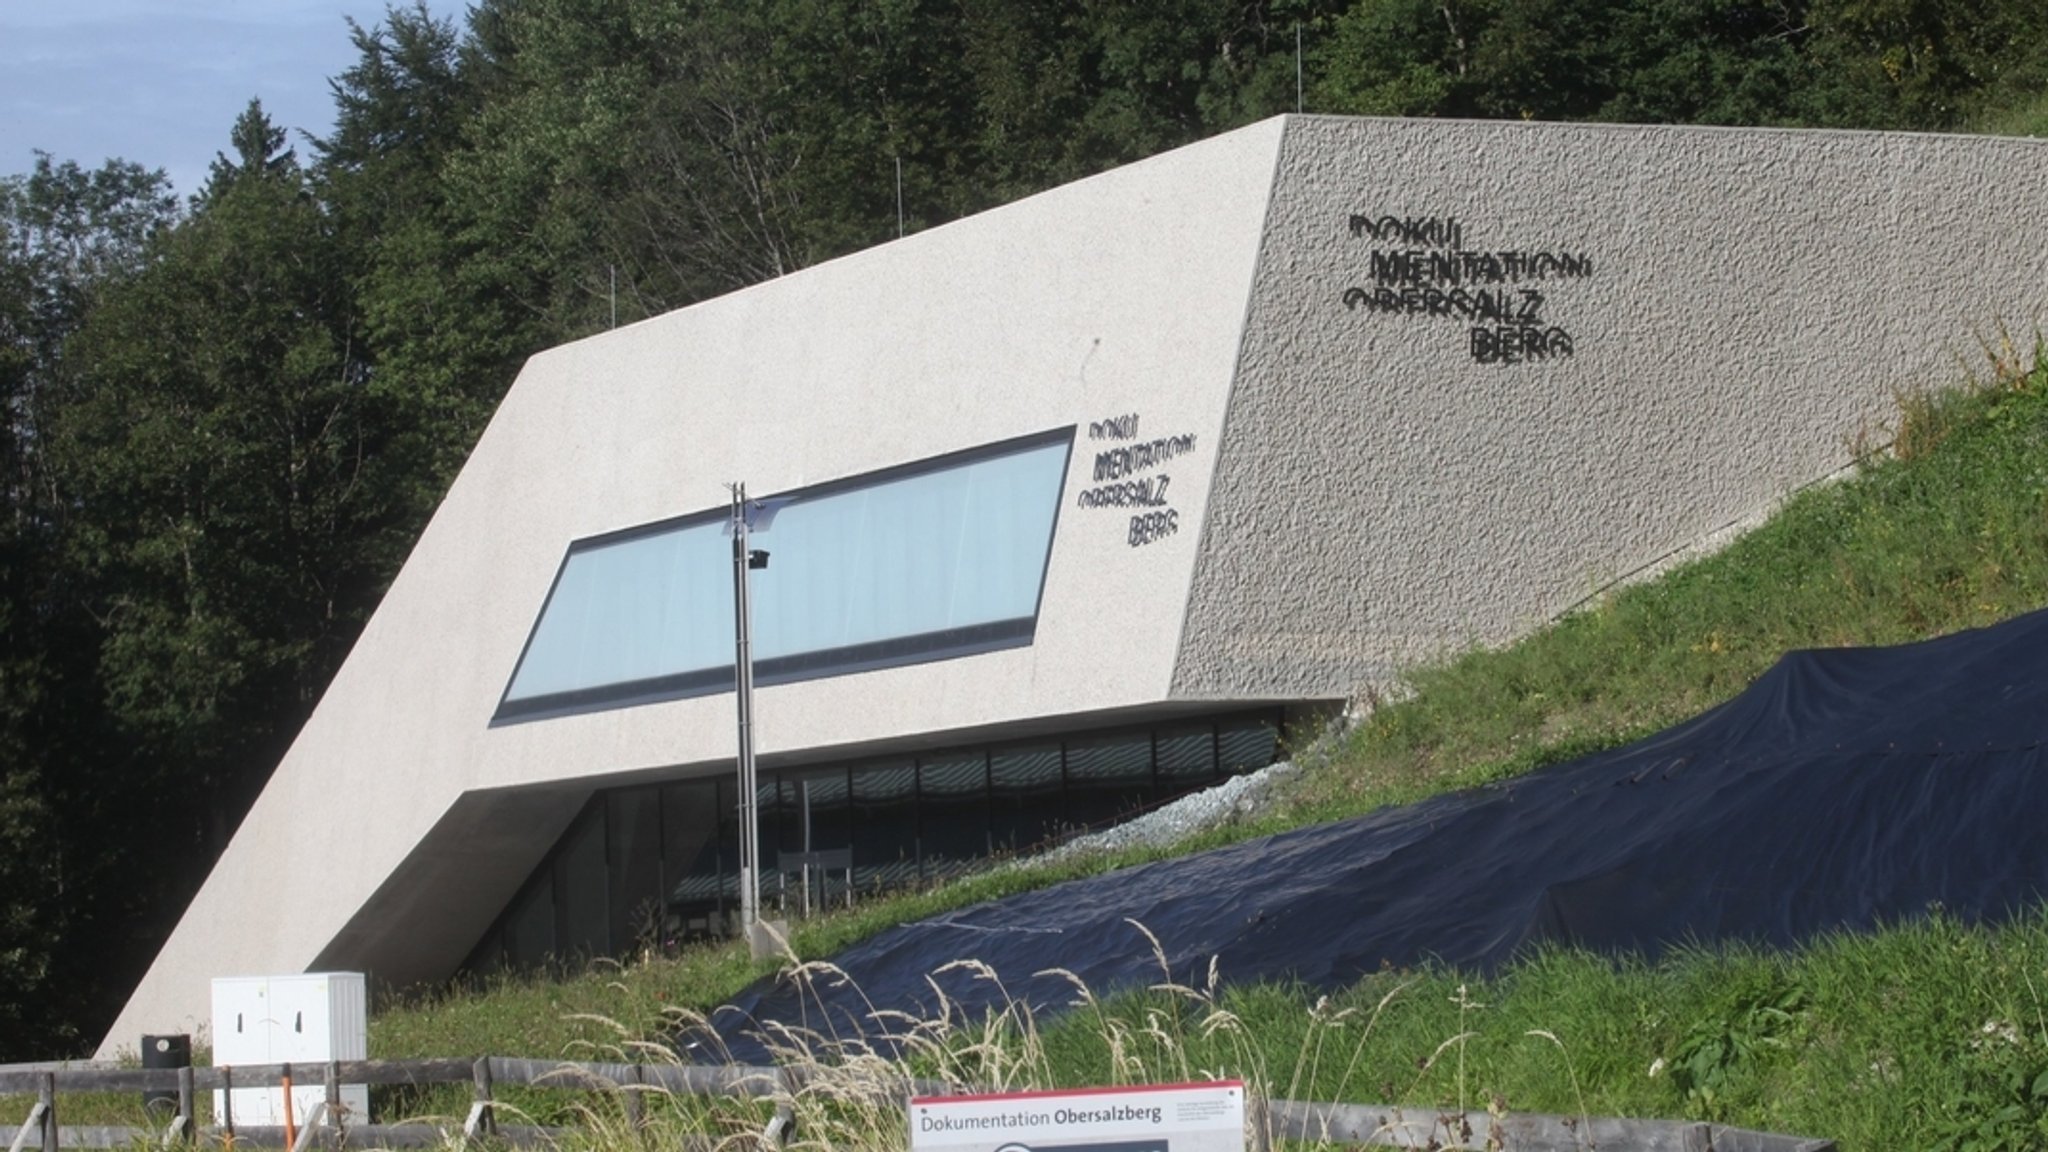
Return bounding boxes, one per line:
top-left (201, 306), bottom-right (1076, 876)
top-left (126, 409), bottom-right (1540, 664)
top-left (101, 114), bottom-right (2048, 1056)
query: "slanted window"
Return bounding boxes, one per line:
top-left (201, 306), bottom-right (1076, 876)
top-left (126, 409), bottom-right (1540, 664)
top-left (495, 429), bottom-right (1073, 722)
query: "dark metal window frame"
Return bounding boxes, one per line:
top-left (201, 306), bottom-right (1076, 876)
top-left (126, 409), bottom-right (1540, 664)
top-left (492, 426), bottom-right (1075, 725)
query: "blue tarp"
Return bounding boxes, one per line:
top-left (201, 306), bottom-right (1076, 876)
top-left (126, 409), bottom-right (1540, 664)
top-left (705, 608), bottom-right (2048, 1061)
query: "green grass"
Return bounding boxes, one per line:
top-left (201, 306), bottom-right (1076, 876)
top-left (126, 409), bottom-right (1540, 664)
top-left (1025, 909), bottom-right (2048, 1148)
top-left (344, 341), bottom-right (2048, 1147)
top-left (1977, 86), bottom-right (2048, 138)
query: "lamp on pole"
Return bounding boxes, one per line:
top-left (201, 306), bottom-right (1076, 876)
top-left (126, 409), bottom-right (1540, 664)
top-left (728, 484), bottom-right (776, 955)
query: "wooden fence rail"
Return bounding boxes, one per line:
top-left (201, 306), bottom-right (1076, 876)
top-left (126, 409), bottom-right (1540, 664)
top-left (4, 1058), bottom-right (1834, 1151)
top-left (1, 1057), bottom-right (947, 1151)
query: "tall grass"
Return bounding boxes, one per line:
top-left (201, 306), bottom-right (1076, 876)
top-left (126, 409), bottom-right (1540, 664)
top-left (1013, 908), bottom-right (2048, 1148)
top-left (388, 908), bottom-right (2048, 1148)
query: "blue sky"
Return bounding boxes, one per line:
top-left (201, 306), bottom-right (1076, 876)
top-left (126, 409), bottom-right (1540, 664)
top-left (1, 0), bottom-right (468, 200)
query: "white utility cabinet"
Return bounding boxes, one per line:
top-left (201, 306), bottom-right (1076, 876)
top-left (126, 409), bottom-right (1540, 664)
top-left (211, 973), bottom-right (370, 1125)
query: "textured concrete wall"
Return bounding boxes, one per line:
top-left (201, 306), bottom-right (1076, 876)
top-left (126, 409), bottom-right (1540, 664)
top-left (1174, 116), bottom-right (2048, 700)
top-left (98, 120), bottom-right (1286, 1056)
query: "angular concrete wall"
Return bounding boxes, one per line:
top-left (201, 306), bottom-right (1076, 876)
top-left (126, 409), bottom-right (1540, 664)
top-left (97, 120), bottom-right (1287, 1057)
top-left (1175, 117), bottom-right (2048, 699)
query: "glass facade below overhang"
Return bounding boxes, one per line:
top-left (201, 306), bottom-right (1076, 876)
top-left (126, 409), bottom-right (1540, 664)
top-left (465, 710), bottom-right (1283, 974)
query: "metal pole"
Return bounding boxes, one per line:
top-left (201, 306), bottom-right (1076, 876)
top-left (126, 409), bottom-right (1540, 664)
top-left (731, 485), bottom-right (761, 945)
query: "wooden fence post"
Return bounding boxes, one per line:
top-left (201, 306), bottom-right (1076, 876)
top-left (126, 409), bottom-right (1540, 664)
top-left (37, 1074), bottom-right (54, 1152)
top-left (468, 1058), bottom-right (495, 1139)
top-left (324, 1061), bottom-right (342, 1143)
top-left (219, 1066), bottom-right (234, 1150)
top-left (1246, 1090), bottom-right (1271, 1152)
top-left (624, 1064), bottom-right (645, 1132)
top-left (176, 1066), bottom-right (195, 1145)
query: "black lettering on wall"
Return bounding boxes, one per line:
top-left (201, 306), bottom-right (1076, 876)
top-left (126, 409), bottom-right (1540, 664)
top-left (1089, 413), bottom-right (1139, 440)
top-left (1366, 249), bottom-right (1593, 288)
top-left (1127, 509), bottom-right (1178, 547)
top-left (1090, 433), bottom-right (1197, 481)
top-left (1470, 325), bottom-right (1574, 364)
top-left (1348, 214), bottom-right (1464, 250)
top-left (1342, 213), bottom-right (1595, 365)
top-left (1072, 414), bottom-right (1196, 548)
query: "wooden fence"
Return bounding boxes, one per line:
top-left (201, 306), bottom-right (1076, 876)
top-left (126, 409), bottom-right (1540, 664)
top-left (2, 1058), bottom-right (1835, 1151)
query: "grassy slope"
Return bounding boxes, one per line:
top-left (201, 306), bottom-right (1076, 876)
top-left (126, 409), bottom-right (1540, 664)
top-left (1977, 87), bottom-right (2048, 138)
top-left (1291, 337), bottom-right (2048, 820)
top-left (364, 344), bottom-right (2048, 1147)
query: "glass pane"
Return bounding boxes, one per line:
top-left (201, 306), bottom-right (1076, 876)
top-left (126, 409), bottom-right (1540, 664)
top-left (795, 768), bottom-right (851, 855)
top-left (1218, 716), bottom-right (1280, 776)
top-left (555, 804), bottom-right (609, 960)
top-left (777, 767), bottom-right (852, 911)
top-left (497, 430), bottom-right (1070, 720)
top-left (767, 776), bottom-right (803, 856)
top-left (663, 780), bottom-right (725, 941)
top-left (505, 521), bottom-right (728, 702)
top-left (467, 930), bottom-right (505, 978)
top-left (505, 873), bottom-right (554, 969)
top-left (1064, 732), bottom-right (1155, 831)
top-left (851, 762), bottom-right (919, 892)
top-left (754, 440), bottom-right (1068, 659)
top-left (714, 777), bottom-right (740, 919)
top-left (607, 790), bottom-right (662, 955)
top-left (990, 743), bottom-right (1064, 855)
top-left (1155, 724), bottom-right (1219, 784)
top-left (918, 753), bottom-right (988, 877)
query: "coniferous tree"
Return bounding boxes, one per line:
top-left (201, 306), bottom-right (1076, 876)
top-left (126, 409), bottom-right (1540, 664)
top-left (48, 107), bottom-right (405, 1042)
top-left (0, 155), bottom-right (176, 1059)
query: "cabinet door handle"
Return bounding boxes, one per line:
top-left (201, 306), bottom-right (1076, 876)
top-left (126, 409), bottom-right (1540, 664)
top-left (295, 1012), bottom-right (303, 1033)
top-left (237, 1013), bottom-right (243, 1033)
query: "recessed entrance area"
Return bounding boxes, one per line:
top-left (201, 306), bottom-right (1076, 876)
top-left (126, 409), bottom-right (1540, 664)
top-left (465, 709), bottom-right (1284, 973)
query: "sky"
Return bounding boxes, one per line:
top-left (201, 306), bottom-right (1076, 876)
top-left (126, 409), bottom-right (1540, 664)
top-left (1, 0), bottom-right (468, 200)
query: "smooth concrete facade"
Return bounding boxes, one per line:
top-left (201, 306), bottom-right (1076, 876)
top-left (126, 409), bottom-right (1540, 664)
top-left (102, 116), bottom-right (2048, 1055)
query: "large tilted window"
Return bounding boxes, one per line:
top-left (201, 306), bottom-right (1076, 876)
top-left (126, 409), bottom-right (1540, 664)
top-left (495, 429), bottom-right (1073, 722)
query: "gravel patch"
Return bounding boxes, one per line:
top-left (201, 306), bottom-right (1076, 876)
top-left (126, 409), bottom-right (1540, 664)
top-left (1019, 760), bottom-right (1298, 868)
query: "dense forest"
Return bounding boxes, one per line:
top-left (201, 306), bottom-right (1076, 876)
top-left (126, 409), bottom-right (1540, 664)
top-left (3, 0), bottom-right (2045, 1060)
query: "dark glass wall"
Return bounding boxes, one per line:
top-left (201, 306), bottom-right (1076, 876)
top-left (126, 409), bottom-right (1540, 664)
top-left (918, 753), bottom-right (989, 880)
top-left (989, 743), bottom-right (1064, 854)
top-left (464, 710), bottom-right (1281, 972)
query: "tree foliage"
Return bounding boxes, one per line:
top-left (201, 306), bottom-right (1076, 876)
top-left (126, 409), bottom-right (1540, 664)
top-left (1310, 0), bottom-right (2048, 127)
top-left (2, 0), bottom-right (2042, 1059)
top-left (1, 155), bottom-right (177, 1057)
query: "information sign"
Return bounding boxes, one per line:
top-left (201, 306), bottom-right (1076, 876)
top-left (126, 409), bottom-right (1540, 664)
top-left (909, 1080), bottom-right (1245, 1152)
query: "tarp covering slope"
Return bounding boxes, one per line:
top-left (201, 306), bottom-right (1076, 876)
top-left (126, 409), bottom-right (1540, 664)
top-left (709, 609), bottom-right (2048, 1060)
